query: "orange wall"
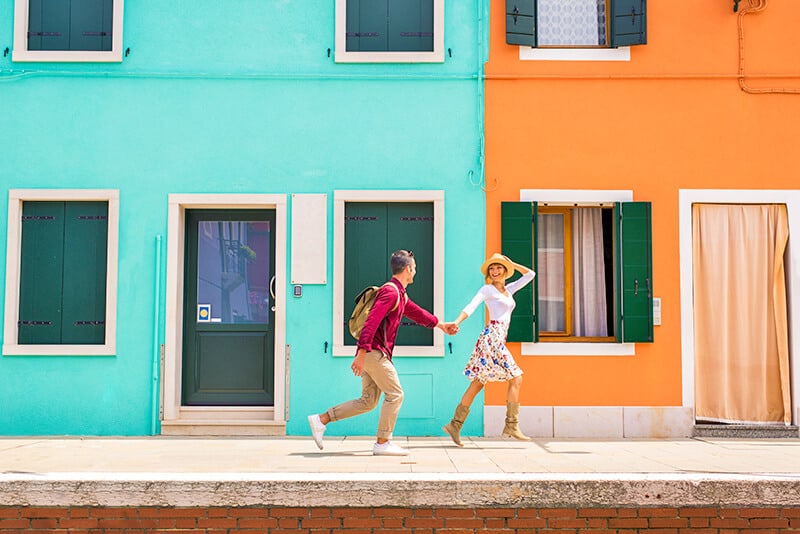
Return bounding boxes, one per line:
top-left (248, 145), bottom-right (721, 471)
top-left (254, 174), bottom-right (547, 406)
top-left (483, 0), bottom-right (800, 406)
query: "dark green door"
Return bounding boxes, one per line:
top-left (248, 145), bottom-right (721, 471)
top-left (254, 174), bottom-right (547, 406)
top-left (182, 209), bottom-right (276, 406)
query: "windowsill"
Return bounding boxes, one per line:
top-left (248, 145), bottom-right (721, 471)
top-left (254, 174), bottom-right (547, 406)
top-left (521, 342), bottom-right (635, 356)
top-left (519, 47), bottom-right (630, 61)
top-left (3, 344), bottom-right (116, 356)
top-left (334, 50), bottom-right (444, 63)
top-left (12, 50), bottom-right (123, 62)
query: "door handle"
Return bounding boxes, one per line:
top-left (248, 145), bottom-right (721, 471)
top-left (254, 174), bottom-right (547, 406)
top-left (270, 275), bottom-right (276, 311)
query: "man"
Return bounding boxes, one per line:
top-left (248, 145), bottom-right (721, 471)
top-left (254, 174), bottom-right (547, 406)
top-left (308, 250), bottom-right (457, 456)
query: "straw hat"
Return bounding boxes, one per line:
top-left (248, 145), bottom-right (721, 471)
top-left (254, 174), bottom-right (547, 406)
top-left (480, 253), bottom-right (515, 280)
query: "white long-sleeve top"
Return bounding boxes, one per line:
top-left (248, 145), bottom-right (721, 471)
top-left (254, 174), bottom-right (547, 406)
top-left (461, 270), bottom-right (536, 323)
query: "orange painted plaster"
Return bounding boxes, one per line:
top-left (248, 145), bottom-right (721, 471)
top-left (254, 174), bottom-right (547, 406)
top-left (483, 0), bottom-right (800, 406)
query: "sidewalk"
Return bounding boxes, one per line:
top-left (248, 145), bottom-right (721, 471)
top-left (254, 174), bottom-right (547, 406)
top-left (2, 436), bottom-right (800, 507)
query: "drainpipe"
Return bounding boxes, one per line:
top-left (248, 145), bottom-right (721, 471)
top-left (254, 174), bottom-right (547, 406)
top-left (475, 0), bottom-right (489, 190)
top-left (151, 234), bottom-right (162, 435)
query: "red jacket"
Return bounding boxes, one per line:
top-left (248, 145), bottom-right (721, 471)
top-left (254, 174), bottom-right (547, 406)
top-left (356, 277), bottom-right (439, 360)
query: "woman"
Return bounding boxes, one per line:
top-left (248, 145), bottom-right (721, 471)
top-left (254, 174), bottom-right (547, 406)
top-left (443, 253), bottom-right (536, 446)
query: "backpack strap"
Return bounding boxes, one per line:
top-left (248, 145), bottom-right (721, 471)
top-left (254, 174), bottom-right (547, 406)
top-left (381, 282), bottom-right (403, 312)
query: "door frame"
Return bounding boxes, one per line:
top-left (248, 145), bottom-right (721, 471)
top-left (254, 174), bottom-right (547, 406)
top-left (162, 194), bottom-right (287, 432)
top-left (679, 189), bottom-right (800, 425)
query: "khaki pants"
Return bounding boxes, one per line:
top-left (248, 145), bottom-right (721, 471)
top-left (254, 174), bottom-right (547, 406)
top-left (327, 350), bottom-right (404, 440)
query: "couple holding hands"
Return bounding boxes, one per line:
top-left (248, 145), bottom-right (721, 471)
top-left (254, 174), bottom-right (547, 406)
top-left (308, 249), bottom-right (535, 456)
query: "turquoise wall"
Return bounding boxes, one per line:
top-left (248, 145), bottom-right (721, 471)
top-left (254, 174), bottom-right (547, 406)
top-left (0, 0), bottom-right (489, 437)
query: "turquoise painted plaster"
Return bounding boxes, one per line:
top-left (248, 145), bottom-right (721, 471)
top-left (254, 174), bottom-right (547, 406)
top-left (0, 0), bottom-right (489, 437)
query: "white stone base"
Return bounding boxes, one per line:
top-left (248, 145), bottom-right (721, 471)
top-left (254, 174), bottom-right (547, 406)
top-left (484, 406), bottom-right (694, 438)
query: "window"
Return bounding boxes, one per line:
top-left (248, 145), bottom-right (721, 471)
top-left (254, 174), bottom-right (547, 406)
top-left (3, 190), bottom-right (119, 356)
top-left (502, 200), bottom-right (653, 344)
top-left (332, 190), bottom-right (444, 356)
top-left (13, 0), bottom-right (125, 62)
top-left (343, 202), bottom-right (434, 346)
top-left (335, 0), bottom-right (444, 63)
top-left (537, 206), bottom-right (615, 341)
top-left (506, 0), bottom-right (646, 49)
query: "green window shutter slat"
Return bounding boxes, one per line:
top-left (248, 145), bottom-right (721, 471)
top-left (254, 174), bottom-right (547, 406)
top-left (619, 201), bottom-right (653, 343)
top-left (613, 203), bottom-right (622, 342)
top-left (610, 0), bottom-right (647, 47)
top-left (30, 0), bottom-right (71, 51)
top-left (346, 0), bottom-right (389, 52)
top-left (388, 0), bottom-right (433, 52)
top-left (501, 201), bottom-right (536, 342)
top-left (506, 0), bottom-right (536, 47)
top-left (26, 0), bottom-right (44, 51)
top-left (344, 203), bottom-right (389, 344)
top-left (70, 0), bottom-right (114, 52)
top-left (61, 202), bottom-right (108, 345)
top-left (19, 202), bottom-right (65, 344)
top-left (388, 203), bottom-right (433, 346)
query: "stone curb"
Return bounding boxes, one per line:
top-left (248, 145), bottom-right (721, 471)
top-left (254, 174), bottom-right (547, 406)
top-left (2, 473), bottom-right (800, 508)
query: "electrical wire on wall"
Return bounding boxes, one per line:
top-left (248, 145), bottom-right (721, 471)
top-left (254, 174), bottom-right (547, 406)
top-left (738, 0), bottom-right (800, 94)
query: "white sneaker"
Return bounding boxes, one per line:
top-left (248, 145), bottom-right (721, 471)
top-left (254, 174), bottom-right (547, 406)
top-left (308, 414), bottom-right (326, 450)
top-left (372, 441), bottom-right (409, 456)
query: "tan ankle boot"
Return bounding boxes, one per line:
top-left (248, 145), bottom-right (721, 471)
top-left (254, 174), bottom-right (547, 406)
top-left (442, 404), bottom-right (470, 447)
top-left (502, 402), bottom-right (530, 440)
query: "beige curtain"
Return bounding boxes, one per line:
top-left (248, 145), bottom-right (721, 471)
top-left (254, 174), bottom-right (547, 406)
top-left (693, 204), bottom-right (791, 425)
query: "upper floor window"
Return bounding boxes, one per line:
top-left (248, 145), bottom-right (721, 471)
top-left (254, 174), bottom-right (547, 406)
top-left (335, 0), bottom-right (444, 63)
top-left (13, 0), bottom-right (125, 62)
top-left (506, 0), bottom-right (646, 49)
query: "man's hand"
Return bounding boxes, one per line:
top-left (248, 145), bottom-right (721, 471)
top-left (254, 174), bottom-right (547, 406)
top-left (351, 350), bottom-right (366, 377)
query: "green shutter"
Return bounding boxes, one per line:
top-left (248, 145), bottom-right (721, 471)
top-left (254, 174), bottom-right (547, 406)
top-left (388, 0), bottom-right (433, 52)
top-left (344, 203), bottom-right (389, 343)
top-left (506, 0), bottom-right (536, 47)
top-left (617, 201), bottom-right (653, 342)
top-left (343, 202), bottom-right (434, 346)
top-left (610, 0), bottom-right (647, 47)
top-left (501, 202), bottom-right (536, 342)
top-left (388, 203), bottom-right (433, 346)
top-left (26, 0), bottom-right (44, 51)
top-left (19, 202), bottom-right (66, 344)
top-left (28, 0), bottom-right (70, 51)
top-left (61, 202), bottom-right (108, 344)
top-left (346, 0), bottom-right (389, 52)
top-left (70, 0), bottom-right (114, 52)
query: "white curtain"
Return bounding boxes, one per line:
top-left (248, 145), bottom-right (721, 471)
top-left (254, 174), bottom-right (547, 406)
top-left (572, 208), bottom-right (607, 337)
top-left (538, 214), bottom-right (565, 332)
top-left (537, 0), bottom-right (608, 46)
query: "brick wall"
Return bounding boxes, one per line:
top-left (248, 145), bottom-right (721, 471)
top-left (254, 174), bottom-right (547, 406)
top-left (2, 507), bottom-right (800, 533)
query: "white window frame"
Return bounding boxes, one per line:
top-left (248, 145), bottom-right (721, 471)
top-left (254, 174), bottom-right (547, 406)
top-left (3, 189), bottom-right (119, 356)
top-left (13, 0), bottom-right (125, 62)
top-left (334, 0), bottom-right (444, 63)
top-left (519, 189), bottom-right (635, 357)
top-left (332, 190), bottom-right (445, 356)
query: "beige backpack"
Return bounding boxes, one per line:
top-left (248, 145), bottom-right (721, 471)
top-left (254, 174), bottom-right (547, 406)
top-left (348, 282), bottom-right (402, 340)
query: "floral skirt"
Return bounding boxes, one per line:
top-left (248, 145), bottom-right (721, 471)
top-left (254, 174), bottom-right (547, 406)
top-left (463, 320), bottom-right (523, 384)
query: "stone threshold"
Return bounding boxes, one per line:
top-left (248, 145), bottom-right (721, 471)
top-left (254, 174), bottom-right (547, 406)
top-left (693, 424), bottom-right (799, 439)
